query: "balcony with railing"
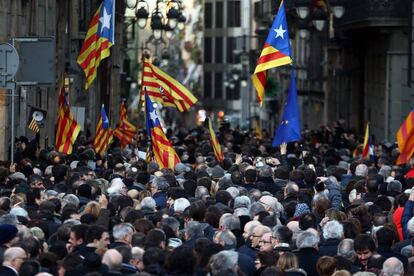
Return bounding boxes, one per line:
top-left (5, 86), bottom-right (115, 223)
top-left (335, 0), bottom-right (410, 30)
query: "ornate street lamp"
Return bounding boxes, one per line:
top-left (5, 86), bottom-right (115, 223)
top-left (151, 8), bottom-right (164, 40)
top-left (294, 0), bottom-right (312, 19)
top-left (135, 1), bottom-right (149, 29)
top-left (312, 8), bottom-right (328, 31)
top-left (126, 0), bottom-right (138, 9)
top-left (177, 13), bottom-right (186, 31)
top-left (166, 0), bottom-right (180, 29)
top-left (297, 19), bottom-right (310, 39)
top-left (126, 0), bottom-right (187, 33)
top-left (329, 0), bottom-right (346, 19)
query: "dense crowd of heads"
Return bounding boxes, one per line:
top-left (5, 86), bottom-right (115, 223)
top-left (0, 121), bottom-right (413, 276)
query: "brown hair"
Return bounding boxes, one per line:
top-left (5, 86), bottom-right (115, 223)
top-left (276, 252), bottom-right (298, 272)
top-left (332, 270), bottom-right (351, 276)
top-left (317, 256), bottom-right (337, 276)
top-left (313, 197), bottom-right (331, 217)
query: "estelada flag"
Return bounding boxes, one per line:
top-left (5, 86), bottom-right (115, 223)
top-left (252, 0), bottom-right (292, 106)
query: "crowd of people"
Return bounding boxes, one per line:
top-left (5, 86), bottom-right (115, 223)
top-left (0, 120), bottom-right (413, 276)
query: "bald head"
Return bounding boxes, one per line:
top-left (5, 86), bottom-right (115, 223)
top-left (382, 257), bottom-right (404, 276)
top-left (102, 249), bottom-right (123, 270)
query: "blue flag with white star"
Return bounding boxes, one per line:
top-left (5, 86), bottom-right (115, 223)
top-left (265, 0), bottom-right (292, 58)
top-left (101, 104), bottom-right (110, 130)
top-left (98, 0), bottom-right (115, 44)
top-left (253, 0), bottom-right (293, 105)
top-left (145, 89), bottom-right (161, 137)
top-left (272, 68), bottom-right (301, 147)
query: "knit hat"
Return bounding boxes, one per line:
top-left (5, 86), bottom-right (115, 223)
top-left (175, 163), bottom-right (187, 174)
top-left (9, 172), bottom-right (27, 182)
top-left (294, 203), bottom-right (310, 217)
top-left (338, 161), bottom-right (349, 171)
top-left (355, 164), bottom-right (368, 177)
top-left (211, 165), bottom-right (225, 180)
top-left (387, 180), bottom-right (402, 193)
top-left (14, 182), bottom-right (30, 194)
top-left (0, 224), bottom-right (18, 245)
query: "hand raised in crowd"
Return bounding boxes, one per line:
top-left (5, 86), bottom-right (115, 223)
top-left (409, 188), bottom-right (414, 202)
top-left (99, 194), bottom-right (108, 208)
top-left (280, 142), bottom-right (287, 155)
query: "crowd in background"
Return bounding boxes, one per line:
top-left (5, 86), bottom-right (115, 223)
top-left (0, 120), bottom-right (413, 276)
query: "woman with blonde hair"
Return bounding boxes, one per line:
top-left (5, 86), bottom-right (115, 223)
top-left (83, 201), bottom-right (101, 217)
top-left (276, 252), bottom-right (306, 275)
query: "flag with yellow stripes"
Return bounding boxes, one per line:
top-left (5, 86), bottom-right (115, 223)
top-left (141, 59), bottom-right (198, 112)
top-left (252, 0), bottom-right (292, 106)
top-left (77, 0), bottom-right (115, 90)
top-left (208, 118), bottom-right (224, 162)
top-left (55, 77), bottom-right (81, 154)
top-left (93, 104), bottom-right (113, 156)
top-left (113, 100), bottom-right (137, 149)
top-left (145, 90), bottom-right (180, 170)
top-left (28, 117), bottom-right (40, 133)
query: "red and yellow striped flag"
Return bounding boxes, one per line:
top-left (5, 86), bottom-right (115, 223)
top-left (113, 101), bottom-right (137, 148)
top-left (208, 118), bottom-right (224, 162)
top-left (397, 110), bottom-right (414, 164)
top-left (77, 0), bottom-right (115, 90)
top-left (141, 59), bottom-right (197, 112)
top-left (55, 78), bottom-right (81, 154)
top-left (252, 0), bottom-right (292, 106)
top-left (145, 91), bottom-right (180, 169)
top-left (362, 123), bottom-right (370, 159)
top-left (28, 117), bottom-right (40, 133)
top-left (93, 105), bottom-right (113, 156)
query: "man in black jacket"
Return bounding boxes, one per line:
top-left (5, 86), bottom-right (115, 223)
top-left (294, 231), bottom-right (321, 276)
top-left (0, 247), bottom-right (27, 276)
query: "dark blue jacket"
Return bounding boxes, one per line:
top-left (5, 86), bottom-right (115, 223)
top-left (402, 199), bottom-right (414, 239)
top-left (153, 191), bottom-right (167, 210)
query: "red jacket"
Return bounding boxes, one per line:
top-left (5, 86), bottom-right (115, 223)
top-left (393, 206), bottom-right (404, 241)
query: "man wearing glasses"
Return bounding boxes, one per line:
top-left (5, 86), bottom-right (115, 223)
top-left (0, 247), bottom-right (27, 276)
top-left (259, 232), bottom-right (273, 252)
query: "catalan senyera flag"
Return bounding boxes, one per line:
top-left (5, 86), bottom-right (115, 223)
top-left (255, 118), bottom-right (263, 140)
top-left (252, 0), bottom-right (292, 106)
top-left (55, 79), bottom-right (81, 154)
top-left (28, 117), bottom-right (40, 133)
top-left (145, 90), bottom-right (180, 170)
top-left (141, 59), bottom-right (197, 112)
top-left (208, 118), bottom-right (224, 162)
top-left (93, 104), bottom-right (113, 156)
top-left (113, 100), bottom-right (137, 148)
top-left (397, 109), bottom-right (414, 164)
top-left (77, 0), bottom-right (115, 90)
top-left (362, 122), bottom-right (374, 160)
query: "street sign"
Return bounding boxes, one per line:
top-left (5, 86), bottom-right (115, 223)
top-left (0, 43), bottom-right (19, 89)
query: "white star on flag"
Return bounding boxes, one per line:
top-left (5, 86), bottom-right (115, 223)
top-left (274, 25), bottom-right (286, 39)
top-left (150, 110), bottom-right (158, 124)
top-left (99, 7), bottom-right (111, 32)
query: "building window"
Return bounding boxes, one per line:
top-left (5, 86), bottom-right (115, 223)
top-left (205, 3), bottom-right (213, 29)
top-left (215, 37), bottom-right (223, 63)
top-left (215, 72), bottom-right (223, 99)
top-left (226, 37), bottom-right (236, 63)
top-left (227, 1), bottom-right (241, 27)
top-left (216, 1), bottom-right (223, 28)
top-left (204, 71), bottom-right (212, 98)
top-left (204, 37), bottom-right (212, 63)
